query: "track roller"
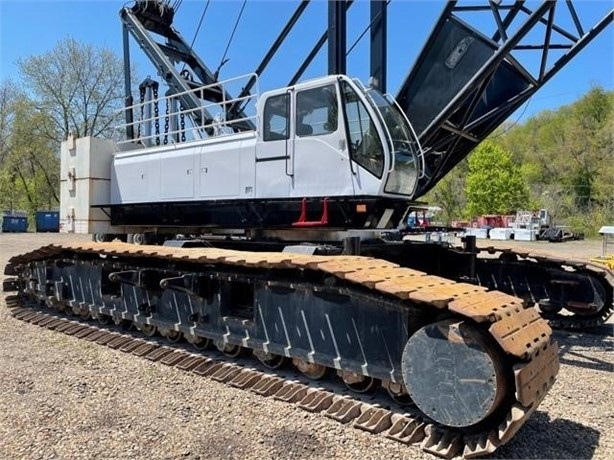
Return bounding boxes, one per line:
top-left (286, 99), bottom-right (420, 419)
top-left (253, 350), bottom-right (287, 369)
top-left (383, 380), bottom-right (413, 406)
top-left (338, 370), bottom-right (378, 393)
top-left (139, 323), bottom-right (157, 337)
top-left (114, 319), bottom-right (134, 331)
top-left (96, 313), bottom-right (112, 325)
top-left (402, 319), bottom-right (508, 428)
top-left (215, 341), bottom-right (245, 358)
top-left (161, 329), bottom-right (183, 343)
top-left (185, 333), bottom-right (211, 350)
top-left (292, 358), bottom-right (328, 380)
top-left (47, 299), bottom-right (64, 312)
top-left (538, 300), bottom-right (563, 314)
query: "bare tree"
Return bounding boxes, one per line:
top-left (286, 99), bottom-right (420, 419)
top-left (0, 80), bottom-right (21, 164)
top-left (17, 37), bottom-right (125, 143)
top-left (1, 38), bottom-right (126, 214)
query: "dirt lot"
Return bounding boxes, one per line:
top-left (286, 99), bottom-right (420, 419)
top-left (0, 233), bottom-right (612, 460)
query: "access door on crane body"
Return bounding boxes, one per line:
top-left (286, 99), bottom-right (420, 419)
top-left (255, 81), bottom-right (355, 200)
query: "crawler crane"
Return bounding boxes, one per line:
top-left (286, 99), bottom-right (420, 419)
top-left (4, 1), bottom-right (613, 457)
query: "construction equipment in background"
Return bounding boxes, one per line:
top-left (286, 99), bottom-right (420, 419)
top-left (540, 226), bottom-right (584, 243)
top-left (591, 226), bottom-right (614, 269)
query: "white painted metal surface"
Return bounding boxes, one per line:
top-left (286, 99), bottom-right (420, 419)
top-left (60, 75), bottom-right (424, 236)
top-left (598, 226), bottom-right (614, 257)
top-left (60, 136), bottom-right (118, 234)
top-left (514, 228), bottom-right (537, 241)
top-left (110, 74), bottom-right (417, 204)
top-left (464, 228), bottom-right (489, 239)
top-left (490, 227), bottom-right (512, 240)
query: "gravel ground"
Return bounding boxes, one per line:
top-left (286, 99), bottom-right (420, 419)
top-left (0, 233), bottom-right (612, 460)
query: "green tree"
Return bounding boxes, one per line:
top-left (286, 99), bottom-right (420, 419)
top-left (465, 141), bottom-right (529, 217)
top-left (0, 38), bottom-right (126, 221)
top-left (0, 80), bottom-right (19, 166)
top-left (0, 96), bottom-right (59, 215)
top-left (425, 159), bottom-right (467, 225)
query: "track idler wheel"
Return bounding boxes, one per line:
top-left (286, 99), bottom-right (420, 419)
top-left (292, 358), bottom-right (328, 380)
top-left (253, 350), bottom-right (287, 370)
top-left (402, 319), bottom-right (508, 428)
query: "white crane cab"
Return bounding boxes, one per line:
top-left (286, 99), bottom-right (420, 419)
top-left (62, 75), bottom-right (423, 235)
top-left (256, 75), bottom-right (423, 201)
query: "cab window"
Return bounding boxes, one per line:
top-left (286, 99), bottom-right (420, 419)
top-left (263, 93), bottom-right (290, 141)
top-left (295, 84), bottom-right (338, 137)
top-left (342, 81), bottom-right (384, 178)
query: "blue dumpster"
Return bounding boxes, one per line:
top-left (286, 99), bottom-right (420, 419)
top-left (36, 211), bottom-right (60, 232)
top-left (2, 211), bottom-right (28, 232)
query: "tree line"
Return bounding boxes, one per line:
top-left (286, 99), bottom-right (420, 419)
top-left (427, 86), bottom-right (613, 236)
top-left (0, 38), bottom-right (124, 221)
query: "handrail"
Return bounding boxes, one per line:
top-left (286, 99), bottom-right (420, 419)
top-left (115, 73), bottom-right (259, 146)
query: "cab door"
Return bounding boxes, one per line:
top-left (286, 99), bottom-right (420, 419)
top-left (255, 92), bottom-right (293, 198)
top-left (291, 82), bottom-right (355, 198)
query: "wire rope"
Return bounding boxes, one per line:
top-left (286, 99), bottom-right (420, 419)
top-left (189, 0), bottom-right (211, 50)
top-left (180, 0), bottom-right (211, 72)
top-left (347, 0), bottom-right (391, 55)
top-left (215, 0), bottom-right (248, 79)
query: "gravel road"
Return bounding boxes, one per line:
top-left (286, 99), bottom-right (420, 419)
top-left (0, 233), bottom-right (612, 460)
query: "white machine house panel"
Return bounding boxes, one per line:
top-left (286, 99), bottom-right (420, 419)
top-left (254, 137), bottom-right (292, 199)
top-left (112, 150), bottom-right (161, 203)
top-left (351, 164), bottom-right (387, 197)
top-left (199, 138), bottom-right (250, 199)
top-left (160, 147), bottom-right (196, 200)
top-left (239, 140), bottom-right (256, 198)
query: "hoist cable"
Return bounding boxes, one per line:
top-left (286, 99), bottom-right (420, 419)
top-left (215, 0), bottom-right (248, 78)
top-left (189, 0), bottom-right (210, 50)
top-left (347, 0), bottom-right (391, 55)
top-left (181, 0), bottom-right (211, 72)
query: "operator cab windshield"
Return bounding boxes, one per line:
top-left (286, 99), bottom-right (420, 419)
top-left (365, 89), bottom-right (422, 197)
top-left (341, 78), bottom-right (422, 197)
top-left (341, 81), bottom-right (385, 178)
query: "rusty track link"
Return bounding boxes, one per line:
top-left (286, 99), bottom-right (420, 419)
top-left (5, 243), bottom-right (560, 458)
top-left (478, 245), bottom-right (614, 329)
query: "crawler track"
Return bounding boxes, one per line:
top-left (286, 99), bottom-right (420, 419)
top-left (476, 245), bottom-right (614, 330)
top-left (4, 243), bottom-right (560, 458)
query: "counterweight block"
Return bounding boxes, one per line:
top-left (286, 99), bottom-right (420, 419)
top-left (402, 319), bottom-right (507, 428)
